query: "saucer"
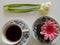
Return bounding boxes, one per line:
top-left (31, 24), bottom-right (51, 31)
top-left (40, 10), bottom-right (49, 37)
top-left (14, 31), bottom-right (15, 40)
top-left (2, 19), bottom-right (30, 45)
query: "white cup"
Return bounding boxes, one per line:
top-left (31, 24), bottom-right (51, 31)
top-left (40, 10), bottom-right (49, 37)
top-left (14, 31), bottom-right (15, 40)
top-left (1, 20), bottom-right (29, 45)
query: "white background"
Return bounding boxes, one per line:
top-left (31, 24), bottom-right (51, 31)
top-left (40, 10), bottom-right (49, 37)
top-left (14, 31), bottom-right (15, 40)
top-left (0, 0), bottom-right (60, 45)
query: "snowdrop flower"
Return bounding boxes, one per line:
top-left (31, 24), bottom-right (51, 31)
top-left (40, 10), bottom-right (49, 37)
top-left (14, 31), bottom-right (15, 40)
top-left (39, 2), bottom-right (52, 15)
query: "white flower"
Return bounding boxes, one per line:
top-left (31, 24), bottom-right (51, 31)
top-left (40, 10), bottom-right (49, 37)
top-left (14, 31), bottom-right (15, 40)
top-left (39, 2), bottom-right (52, 15)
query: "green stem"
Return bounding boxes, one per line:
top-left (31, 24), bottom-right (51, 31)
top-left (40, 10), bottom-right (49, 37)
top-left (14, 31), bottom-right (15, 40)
top-left (3, 4), bottom-right (41, 13)
top-left (4, 4), bottom-right (40, 7)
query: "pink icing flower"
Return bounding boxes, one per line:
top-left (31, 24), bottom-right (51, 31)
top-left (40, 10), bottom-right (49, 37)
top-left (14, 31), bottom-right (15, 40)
top-left (40, 20), bottom-right (59, 40)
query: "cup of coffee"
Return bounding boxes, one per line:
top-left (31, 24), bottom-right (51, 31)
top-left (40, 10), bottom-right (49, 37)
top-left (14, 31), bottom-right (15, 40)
top-left (1, 20), bottom-right (29, 45)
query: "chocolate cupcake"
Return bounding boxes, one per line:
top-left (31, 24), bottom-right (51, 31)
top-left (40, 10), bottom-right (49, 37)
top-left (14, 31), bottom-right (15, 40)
top-left (33, 16), bottom-right (59, 44)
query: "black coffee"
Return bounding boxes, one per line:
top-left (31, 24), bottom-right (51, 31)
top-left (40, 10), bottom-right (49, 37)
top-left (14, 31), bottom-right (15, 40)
top-left (5, 25), bottom-right (22, 42)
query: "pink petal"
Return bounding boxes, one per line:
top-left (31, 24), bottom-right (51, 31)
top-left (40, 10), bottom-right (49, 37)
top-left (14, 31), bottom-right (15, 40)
top-left (50, 22), bottom-right (55, 25)
top-left (40, 32), bottom-right (44, 35)
top-left (53, 32), bottom-right (58, 36)
top-left (57, 30), bottom-right (59, 33)
top-left (53, 26), bottom-right (56, 29)
top-left (48, 34), bottom-right (53, 40)
top-left (44, 22), bottom-right (48, 27)
top-left (41, 26), bottom-right (46, 31)
top-left (47, 20), bottom-right (52, 25)
top-left (44, 32), bottom-right (48, 35)
top-left (53, 24), bottom-right (58, 27)
top-left (42, 25), bottom-right (46, 27)
top-left (53, 30), bottom-right (58, 34)
top-left (56, 28), bottom-right (59, 31)
top-left (41, 28), bottom-right (46, 31)
top-left (43, 27), bottom-right (46, 29)
top-left (43, 30), bottom-right (46, 33)
top-left (44, 34), bottom-right (49, 40)
top-left (51, 33), bottom-right (55, 39)
top-left (43, 31), bottom-right (48, 35)
top-left (52, 21), bottom-right (55, 24)
top-left (53, 27), bottom-right (58, 31)
top-left (41, 27), bottom-right (44, 30)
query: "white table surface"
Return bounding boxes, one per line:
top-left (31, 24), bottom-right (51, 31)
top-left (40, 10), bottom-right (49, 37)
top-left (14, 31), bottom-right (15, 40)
top-left (0, 0), bottom-right (60, 45)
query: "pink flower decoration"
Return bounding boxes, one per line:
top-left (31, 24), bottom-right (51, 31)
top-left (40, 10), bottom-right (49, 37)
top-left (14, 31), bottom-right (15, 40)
top-left (40, 20), bottom-right (59, 41)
